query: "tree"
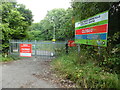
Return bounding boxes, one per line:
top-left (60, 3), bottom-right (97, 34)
top-left (71, 1), bottom-right (120, 73)
top-left (71, 1), bottom-right (120, 43)
top-left (27, 23), bottom-right (43, 40)
top-left (71, 2), bottom-right (113, 21)
top-left (28, 8), bottom-right (74, 41)
top-left (1, 2), bottom-right (33, 54)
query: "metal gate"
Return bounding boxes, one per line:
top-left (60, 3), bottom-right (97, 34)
top-left (9, 40), bottom-right (66, 59)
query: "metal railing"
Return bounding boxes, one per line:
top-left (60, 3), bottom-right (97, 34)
top-left (9, 40), bottom-right (66, 59)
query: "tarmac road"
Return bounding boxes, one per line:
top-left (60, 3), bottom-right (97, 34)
top-left (1, 57), bottom-right (60, 88)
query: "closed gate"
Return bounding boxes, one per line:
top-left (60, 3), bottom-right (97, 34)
top-left (9, 40), bottom-right (66, 59)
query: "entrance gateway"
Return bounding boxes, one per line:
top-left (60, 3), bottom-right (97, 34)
top-left (9, 40), bottom-right (66, 59)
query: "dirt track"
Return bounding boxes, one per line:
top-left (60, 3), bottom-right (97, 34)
top-left (1, 57), bottom-right (60, 88)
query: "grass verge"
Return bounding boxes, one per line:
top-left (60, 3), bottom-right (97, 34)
top-left (0, 54), bottom-right (29, 62)
top-left (51, 50), bottom-right (120, 89)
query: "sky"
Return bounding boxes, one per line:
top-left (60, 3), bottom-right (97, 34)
top-left (17, 0), bottom-right (71, 23)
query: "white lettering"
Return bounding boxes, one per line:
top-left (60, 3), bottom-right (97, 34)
top-left (82, 29), bottom-right (93, 33)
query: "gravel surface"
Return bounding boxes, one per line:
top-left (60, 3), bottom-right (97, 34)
top-left (1, 57), bottom-right (60, 88)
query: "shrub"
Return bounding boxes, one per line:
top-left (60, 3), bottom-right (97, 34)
top-left (51, 50), bottom-right (119, 89)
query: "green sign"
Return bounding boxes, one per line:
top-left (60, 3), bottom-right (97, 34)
top-left (75, 11), bottom-right (108, 47)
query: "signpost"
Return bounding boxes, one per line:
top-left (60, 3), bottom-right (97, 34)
top-left (20, 44), bottom-right (32, 57)
top-left (75, 11), bottom-right (108, 47)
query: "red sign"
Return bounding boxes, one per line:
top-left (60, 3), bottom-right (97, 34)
top-left (75, 24), bottom-right (108, 35)
top-left (68, 40), bottom-right (76, 47)
top-left (20, 44), bottom-right (32, 57)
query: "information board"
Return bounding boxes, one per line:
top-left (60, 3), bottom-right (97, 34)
top-left (20, 44), bottom-right (32, 57)
top-left (75, 11), bottom-right (108, 47)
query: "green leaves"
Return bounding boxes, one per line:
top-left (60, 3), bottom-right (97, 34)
top-left (28, 8), bottom-right (74, 40)
top-left (71, 2), bottom-right (112, 22)
top-left (2, 2), bottom-right (33, 53)
top-left (52, 49), bottom-right (119, 88)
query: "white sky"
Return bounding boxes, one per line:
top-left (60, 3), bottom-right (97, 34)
top-left (17, 0), bottom-right (71, 23)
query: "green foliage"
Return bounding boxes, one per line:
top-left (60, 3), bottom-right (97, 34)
top-left (71, 1), bottom-right (120, 73)
top-left (0, 54), bottom-right (29, 62)
top-left (52, 2), bottom-right (120, 88)
top-left (28, 23), bottom-right (44, 40)
top-left (28, 8), bottom-right (74, 40)
top-left (1, 56), bottom-right (13, 62)
top-left (71, 2), bottom-right (113, 22)
top-left (0, 54), bottom-right (18, 62)
top-left (1, 2), bottom-right (33, 54)
top-left (52, 50), bottom-right (119, 88)
top-left (72, 1), bottom-right (120, 38)
top-left (100, 33), bottom-right (120, 73)
top-left (79, 32), bottom-right (120, 74)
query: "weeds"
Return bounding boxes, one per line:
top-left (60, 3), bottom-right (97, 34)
top-left (51, 49), bottom-right (120, 89)
top-left (0, 54), bottom-right (29, 62)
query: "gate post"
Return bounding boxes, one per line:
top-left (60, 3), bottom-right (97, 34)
top-left (35, 40), bottom-right (37, 58)
top-left (9, 39), bottom-right (11, 55)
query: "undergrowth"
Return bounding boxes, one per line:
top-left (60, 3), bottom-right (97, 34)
top-left (0, 54), bottom-right (29, 62)
top-left (51, 49), bottom-right (120, 89)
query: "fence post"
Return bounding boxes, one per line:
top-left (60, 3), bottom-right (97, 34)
top-left (78, 44), bottom-right (80, 54)
top-left (35, 40), bottom-right (37, 59)
top-left (9, 39), bottom-right (11, 55)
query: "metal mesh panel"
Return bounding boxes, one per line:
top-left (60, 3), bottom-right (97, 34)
top-left (9, 40), bottom-right (66, 59)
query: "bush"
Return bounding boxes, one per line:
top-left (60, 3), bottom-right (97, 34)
top-left (51, 50), bottom-right (119, 89)
top-left (0, 54), bottom-right (24, 62)
top-left (1, 55), bottom-right (13, 62)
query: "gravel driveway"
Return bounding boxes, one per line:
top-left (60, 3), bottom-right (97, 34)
top-left (1, 57), bottom-right (60, 88)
